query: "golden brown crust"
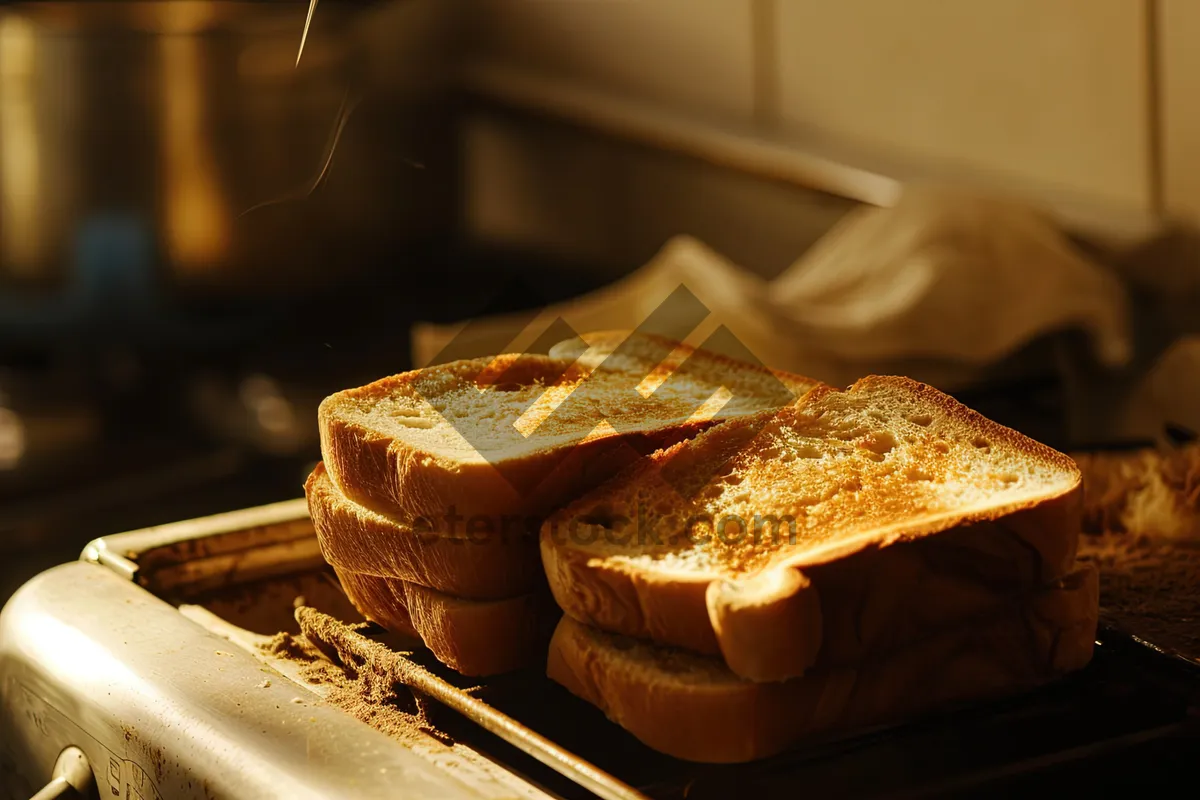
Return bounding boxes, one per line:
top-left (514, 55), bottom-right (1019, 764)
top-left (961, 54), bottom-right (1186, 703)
top-left (318, 373), bottom-right (525, 526)
top-left (305, 463), bottom-right (542, 600)
top-left (542, 535), bottom-right (720, 653)
top-left (547, 566), bottom-right (1097, 763)
top-left (319, 350), bottom-right (822, 528)
top-left (335, 568), bottom-right (559, 676)
top-left (706, 568), bottom-right (823, 683)
top-left (321, 382), bottom-right (677, 528)
top-left (541, 375), bottom-right (1084, 680)
top-left (859, 376), bottom-right (1082, 476)
top-left (545, 491), bottom-right (1081, 664)
top-left (546, 620), bottom-right (801, 764)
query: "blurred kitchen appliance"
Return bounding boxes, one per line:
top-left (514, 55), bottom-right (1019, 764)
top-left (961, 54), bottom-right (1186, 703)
top-left (0, 0), bottom-right (458, 353)
top-left (0, 0), bottom-right (461, 626)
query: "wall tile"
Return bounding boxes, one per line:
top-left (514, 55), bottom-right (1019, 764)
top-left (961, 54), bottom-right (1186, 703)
top-left (773, 0), bottom-right (1152, 213)
top-left (1161, 0), bottom-right (1200, 222)
top-left (463, 0), bottom-right (756, 121)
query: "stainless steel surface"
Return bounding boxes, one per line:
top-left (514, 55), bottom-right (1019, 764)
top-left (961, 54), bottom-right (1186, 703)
top-left (4, 498), bottom-right (563, 799)
top-left (79, 498), bottom-right (320, 589)
top-left (176, 603), bottom-right (555, 800)
top-left (0, 561), bottom-right (504, 799)
top-left (2, 500), bottom-right (642, 799)
top-left (297, 607), bottom-right (649, 800)
top-left (74, 499), bottom-right (647, 797)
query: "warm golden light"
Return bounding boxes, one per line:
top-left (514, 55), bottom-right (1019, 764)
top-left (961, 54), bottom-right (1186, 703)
top-left (133, 0), bottom-right (223, 34)
top-left (159, 25), bottom-right (230, 271)
top-left (681, 385), bottom-right (732, 426)
top-left (512, 381), bottom-right (577, 439)
top-left (0, 15), bottom-right (45, 274)
top-left (634, 341), bottom-right (702, 399)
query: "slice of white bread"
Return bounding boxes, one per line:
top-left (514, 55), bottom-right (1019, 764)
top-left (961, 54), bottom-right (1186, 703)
top-left (306, 462), bottom-right (541, 599)
top-left (547, 564), bottom-right (1098, 763)
top-left (334, 567), bottom-right (559, 676)
top-left (318, 349), bottom-right (821, 532)
top-left (548, 329), bottom-right (815, 396)
top-left (541, 375), bottom-right (1083, 682)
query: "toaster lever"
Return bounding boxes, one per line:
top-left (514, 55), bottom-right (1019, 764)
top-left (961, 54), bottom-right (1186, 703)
top-left (28, 747), bottom-right (95, 800)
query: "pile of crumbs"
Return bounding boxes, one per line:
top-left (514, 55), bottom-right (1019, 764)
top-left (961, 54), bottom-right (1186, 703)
top-left (258, 631), bottom-right (453, 748)
top-left (261, 631), bottom-right (319, 662)
top-left (1074, 444), bottom-right (1200, 660)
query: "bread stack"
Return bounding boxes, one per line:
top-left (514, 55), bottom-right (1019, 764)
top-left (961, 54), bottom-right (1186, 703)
top-left (306, 335), bottom-right (818, 675)
top-left (541, 374), bottom-right (1097, 762)
top-left (307, 332), bottom-right (1098, 762)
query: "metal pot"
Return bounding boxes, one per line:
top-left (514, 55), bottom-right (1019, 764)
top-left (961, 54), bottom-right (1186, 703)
top-left (0, 0), bottom-right (458, 348)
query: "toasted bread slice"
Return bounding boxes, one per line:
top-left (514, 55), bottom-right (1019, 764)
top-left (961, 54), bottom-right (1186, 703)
top-left (542, 376), bottom-right (1082, 681)
top-left (306, 463), bottom-right (541, 600)
top-left (548, 329), bottom-right (816, 398)
top-left (334, 568), bottom-right (559, 676)
top-left (548, 565), bottom-right (1097, 763)
top-left (318, 348), bottom-right (820, 531)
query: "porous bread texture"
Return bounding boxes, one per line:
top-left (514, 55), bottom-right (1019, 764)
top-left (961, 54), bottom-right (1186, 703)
top-left (306, 463), bottom-right (541, 600)
top-left (541, 375), bottom-right (1083, 681)
top-left (335, 567), bottom-right (559, 676)
top-left (319, 349), bottom-right (821, 533)
top-left (547, 565), bottom-right (1098, 763)
top-left (548, 375), bottom-right (1079, 571)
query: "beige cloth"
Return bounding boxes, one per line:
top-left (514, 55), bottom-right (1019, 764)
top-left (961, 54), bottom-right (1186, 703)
top-left (770, 186), bottom-right (1131, 367)
top-left (413, 186), bottom-right (1131, 388)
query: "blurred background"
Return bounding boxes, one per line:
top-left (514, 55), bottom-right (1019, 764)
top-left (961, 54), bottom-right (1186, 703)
top-left (0, 0), bottom-right (1197, 604)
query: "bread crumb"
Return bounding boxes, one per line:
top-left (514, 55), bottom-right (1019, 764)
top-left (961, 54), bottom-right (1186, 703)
top-left (256, 627), bottom-right (454, 749)
top-left (1075, 445), bottom-right (1200, 659)
top-left (257, 679), bottom-right (271, 689)
top-left (261, 631), bottom-right (319, 662)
